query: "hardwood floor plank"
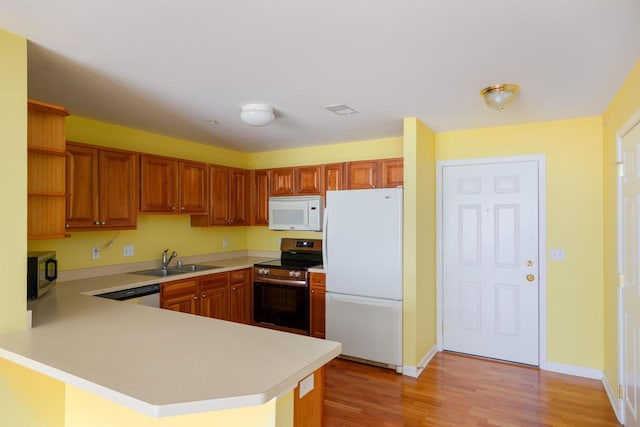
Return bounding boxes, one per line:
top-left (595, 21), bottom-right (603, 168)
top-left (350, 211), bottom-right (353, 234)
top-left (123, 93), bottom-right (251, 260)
top-left (324, 352), bottom-right (620, 426)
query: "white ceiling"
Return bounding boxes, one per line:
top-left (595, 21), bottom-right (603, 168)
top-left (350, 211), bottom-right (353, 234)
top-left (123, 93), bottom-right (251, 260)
top-left (1, 1), bottom-right (639, 152)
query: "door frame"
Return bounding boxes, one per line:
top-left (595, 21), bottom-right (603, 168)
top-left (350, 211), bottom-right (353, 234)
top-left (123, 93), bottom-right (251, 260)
top-left (617, 109), bottom-right (640, 425)
top-left (436, 154), bottom-right (548, 368)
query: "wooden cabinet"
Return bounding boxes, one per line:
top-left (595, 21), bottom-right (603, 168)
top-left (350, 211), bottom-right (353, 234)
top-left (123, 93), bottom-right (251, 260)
top-left (380, 158), bottom-right (404, 188)
top-left (296, 166), bottom-right (322, 195)
top-left (322, 163), bottom-right (344, 200)
top-left (66, 142), bottom-right (137, 230)
top-left (270, 166), bottom-right (322, 196)
top-left (161, 278), bottom-right (199, 314)
top-left (27, 100), bottom-right (69, 239)
top-left (270, 167), bottom-right (296, 195)
top-left (346, 158), bottom-right (403, 189)
top-left (191, 165), bottom-right (248, 227)
top-left (229, 269), bottom-right (251, 324)
top-left (200, 272), bottom-right (229, 319)
top-left (250, 169), bottom-right (270, 225)
top-left (140, 154), bottom-right (208, 214)
top-left (160, 268), bottom-right (252, 324)
top-left (309, 272), bottom-right (326, 339)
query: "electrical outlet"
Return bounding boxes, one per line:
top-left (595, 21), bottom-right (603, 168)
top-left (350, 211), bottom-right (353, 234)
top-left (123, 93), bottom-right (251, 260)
top-left (222, 239), bottom-right (229, 248)
top-left (550, 248), bottom-right (565, 261)
top-left (298, 373), bottom-right (314, 398)
top-left (92, 247), bottom-right (100, 260)
top-left (123, 245), bottom-right (134, 257)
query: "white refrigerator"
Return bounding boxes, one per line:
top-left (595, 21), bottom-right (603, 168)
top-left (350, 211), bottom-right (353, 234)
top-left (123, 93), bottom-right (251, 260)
top-left (322, 188), bottom-right (403, 371)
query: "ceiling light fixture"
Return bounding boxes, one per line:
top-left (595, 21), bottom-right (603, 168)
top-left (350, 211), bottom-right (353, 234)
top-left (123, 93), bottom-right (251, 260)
top-left (240, 104), bottom-right (274, 126)
top-left (480, 84), bottom-right (520, 112)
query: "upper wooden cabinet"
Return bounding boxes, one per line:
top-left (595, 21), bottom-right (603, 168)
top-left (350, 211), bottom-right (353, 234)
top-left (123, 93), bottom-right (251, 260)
top-left (66, 142), bottom-right (138, 230)
top-left (140, 154), bottom-right (208, 214)
top-left (250, 169), bottom-right (270, 226)
top-left (322, 163), bottom-right (344, 199)
top-left (27, 100), bottom-right (69, 240)
top-left (296, 166), bottom-right (322, 194)
top-left (271, 166), bottom-right (322, 196)
top-left (270, 167), bottom-right (296, 195)
top-left (191, 165), bottom-right (248, 227)
top-left (346, 158), bottom-right (403, 190)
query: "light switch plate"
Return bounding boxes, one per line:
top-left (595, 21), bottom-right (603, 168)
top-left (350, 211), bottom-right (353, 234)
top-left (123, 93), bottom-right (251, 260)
top-left (92, 247), bottom-right (100, 260)
top-left (298, 373), bottom-right (314, 398)
top-left (550, 248), bottom-right (565, 261)
top-left (123, 245), bottom-right (134, 257)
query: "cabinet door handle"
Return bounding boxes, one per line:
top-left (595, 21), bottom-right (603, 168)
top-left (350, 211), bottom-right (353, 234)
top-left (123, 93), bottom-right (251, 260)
top-left (94, 221), bottom-right (100, 225)
top-left (181, 206), bottom-right (185, 211)
top-left (65, 223), bottom-right (70, 229)
top-left (171, 206), bottom-right (176, 211)
top-left (100, 221), bottom-right (106, 225)
top-left (201, 294), bottom-right (206, 298)
top-left (193, 296), bottom-right (198, 300)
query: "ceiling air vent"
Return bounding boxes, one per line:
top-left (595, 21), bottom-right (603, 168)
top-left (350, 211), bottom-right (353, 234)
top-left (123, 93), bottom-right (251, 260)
top-left (325, 104), bottom-right (358, 115)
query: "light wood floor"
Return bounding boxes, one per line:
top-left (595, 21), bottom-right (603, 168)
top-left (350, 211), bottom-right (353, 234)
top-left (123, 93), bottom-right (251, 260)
top-left (324, 352), bottom-right (621, 426)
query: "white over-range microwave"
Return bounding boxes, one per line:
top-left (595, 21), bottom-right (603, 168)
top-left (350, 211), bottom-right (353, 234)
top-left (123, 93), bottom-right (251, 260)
top-left (268, 196), bottom-right (323, 231)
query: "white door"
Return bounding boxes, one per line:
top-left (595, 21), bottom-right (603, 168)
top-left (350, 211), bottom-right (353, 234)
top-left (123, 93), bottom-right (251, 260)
top-left (442, 160), bottom-right (540, 365)
top-left (622, 119), bottom-right (640, 427)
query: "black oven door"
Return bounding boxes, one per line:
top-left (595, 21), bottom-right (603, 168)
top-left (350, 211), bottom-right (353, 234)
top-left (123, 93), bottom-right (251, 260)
top-left (253, 279), bottom-right (309, 334)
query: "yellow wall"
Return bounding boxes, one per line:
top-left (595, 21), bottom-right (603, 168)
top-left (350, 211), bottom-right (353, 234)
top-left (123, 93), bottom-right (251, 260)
top-left (0, 29), bottom-right (65, 427)
top-left (0, 29), bottom-right (27, 333)
top-left (602, 61), bottom-right (640, 391)
top-left (248, 137), bottom-right (403, 169)
top-left (67, 116), bottom-right (248, 168)
top-left (402, 118), bottom-right (436, 366)
top-left (64, 384), bottom-right (279, 427)
top-left (0, 358), bottom-right (65, 427)
top-left (436, 117), bottom-right (604, 369)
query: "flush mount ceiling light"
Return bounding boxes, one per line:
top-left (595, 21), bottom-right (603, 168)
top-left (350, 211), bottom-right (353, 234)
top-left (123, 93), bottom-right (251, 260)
top-left (240, 104), bottom-right (274, 126)
top-left (480, 84), bottom-right (520, 112)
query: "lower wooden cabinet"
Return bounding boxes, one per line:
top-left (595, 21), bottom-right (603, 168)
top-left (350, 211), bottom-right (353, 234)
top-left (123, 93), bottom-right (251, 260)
top-left (309, 272), bottom-right (326, 339)
top-left (160, 268), bottom-right (251, 324)
top-left (160, 278), bottom-right (199, 314)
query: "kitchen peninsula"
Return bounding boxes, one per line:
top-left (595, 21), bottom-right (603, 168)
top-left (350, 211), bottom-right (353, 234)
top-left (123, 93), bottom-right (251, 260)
top-left (0, 256), bottom-right (340, 426)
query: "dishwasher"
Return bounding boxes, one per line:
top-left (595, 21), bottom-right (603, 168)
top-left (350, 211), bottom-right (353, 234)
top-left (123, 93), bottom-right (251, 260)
top-left (96, 284), bottom-right (160, 307)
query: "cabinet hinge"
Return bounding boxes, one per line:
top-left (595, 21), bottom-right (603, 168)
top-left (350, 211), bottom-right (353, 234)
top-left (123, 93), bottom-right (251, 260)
top-left (619, 385), bottom-right (626, 399)
top-left (619, 274), bottom-right (625, 288)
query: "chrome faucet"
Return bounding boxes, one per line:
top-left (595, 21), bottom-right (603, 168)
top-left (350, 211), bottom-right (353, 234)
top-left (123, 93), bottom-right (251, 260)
top-left (161, 249), bottom-right (177, 270)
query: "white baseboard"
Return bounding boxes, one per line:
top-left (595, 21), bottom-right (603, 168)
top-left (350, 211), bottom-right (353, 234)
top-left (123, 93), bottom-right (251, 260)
top-left (602, 374), bottom-right (624, 424)
top-left (403, 345), bottom-right (438, 378)
top-left (543, 361), bottom-right (603, 380)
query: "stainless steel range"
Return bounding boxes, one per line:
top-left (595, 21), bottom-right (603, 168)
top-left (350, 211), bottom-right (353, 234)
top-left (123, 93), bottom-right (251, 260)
top-left (253, 238), bottom-right (323, 335)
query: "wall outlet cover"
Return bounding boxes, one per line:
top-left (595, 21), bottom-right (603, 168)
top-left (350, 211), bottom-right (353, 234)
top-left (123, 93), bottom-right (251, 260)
top-left (123, 245), bottom-right (134, 257)
top-left (92, 247), bottom-right (100, 260)
top-left (550, 248), bottom-right (565, 261)
top-left (298, 373), bottom-right (314, 398)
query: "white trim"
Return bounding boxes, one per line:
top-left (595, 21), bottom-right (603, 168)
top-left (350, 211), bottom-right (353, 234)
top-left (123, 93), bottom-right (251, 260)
top-left (543, 362), bottom-right (602, 380)
top-left (603, 373), bottom-right (625, 424)
top-left (435, 154), bottom-right (547, 368)
top-left (616, 109), bottom-right (640, 427)
top-left (403, 345), bottom-right (438, 378)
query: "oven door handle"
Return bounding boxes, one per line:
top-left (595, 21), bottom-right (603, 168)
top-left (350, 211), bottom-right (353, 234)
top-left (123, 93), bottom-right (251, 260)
top-left (254, 277), bottom-right (308, 287)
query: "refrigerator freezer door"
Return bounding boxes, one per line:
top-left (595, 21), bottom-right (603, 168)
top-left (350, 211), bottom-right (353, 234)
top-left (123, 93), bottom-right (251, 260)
top-left (326, 292), bottom-right (402, 367)
top-left (324, 188), bottom-right (403, 300)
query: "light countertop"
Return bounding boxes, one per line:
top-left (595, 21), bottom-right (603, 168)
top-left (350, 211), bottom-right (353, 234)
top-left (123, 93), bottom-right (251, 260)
top-left (0, 256), bottom-right (341, 417)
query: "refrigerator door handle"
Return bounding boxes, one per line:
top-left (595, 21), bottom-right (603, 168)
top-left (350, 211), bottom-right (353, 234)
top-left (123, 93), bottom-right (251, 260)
top-left (322, 206), bottom-right (329, 271)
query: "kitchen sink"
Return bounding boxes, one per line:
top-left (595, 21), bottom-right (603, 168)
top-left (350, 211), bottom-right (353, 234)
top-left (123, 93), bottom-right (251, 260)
top-left (131, 265), bottom-right (222, 277)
